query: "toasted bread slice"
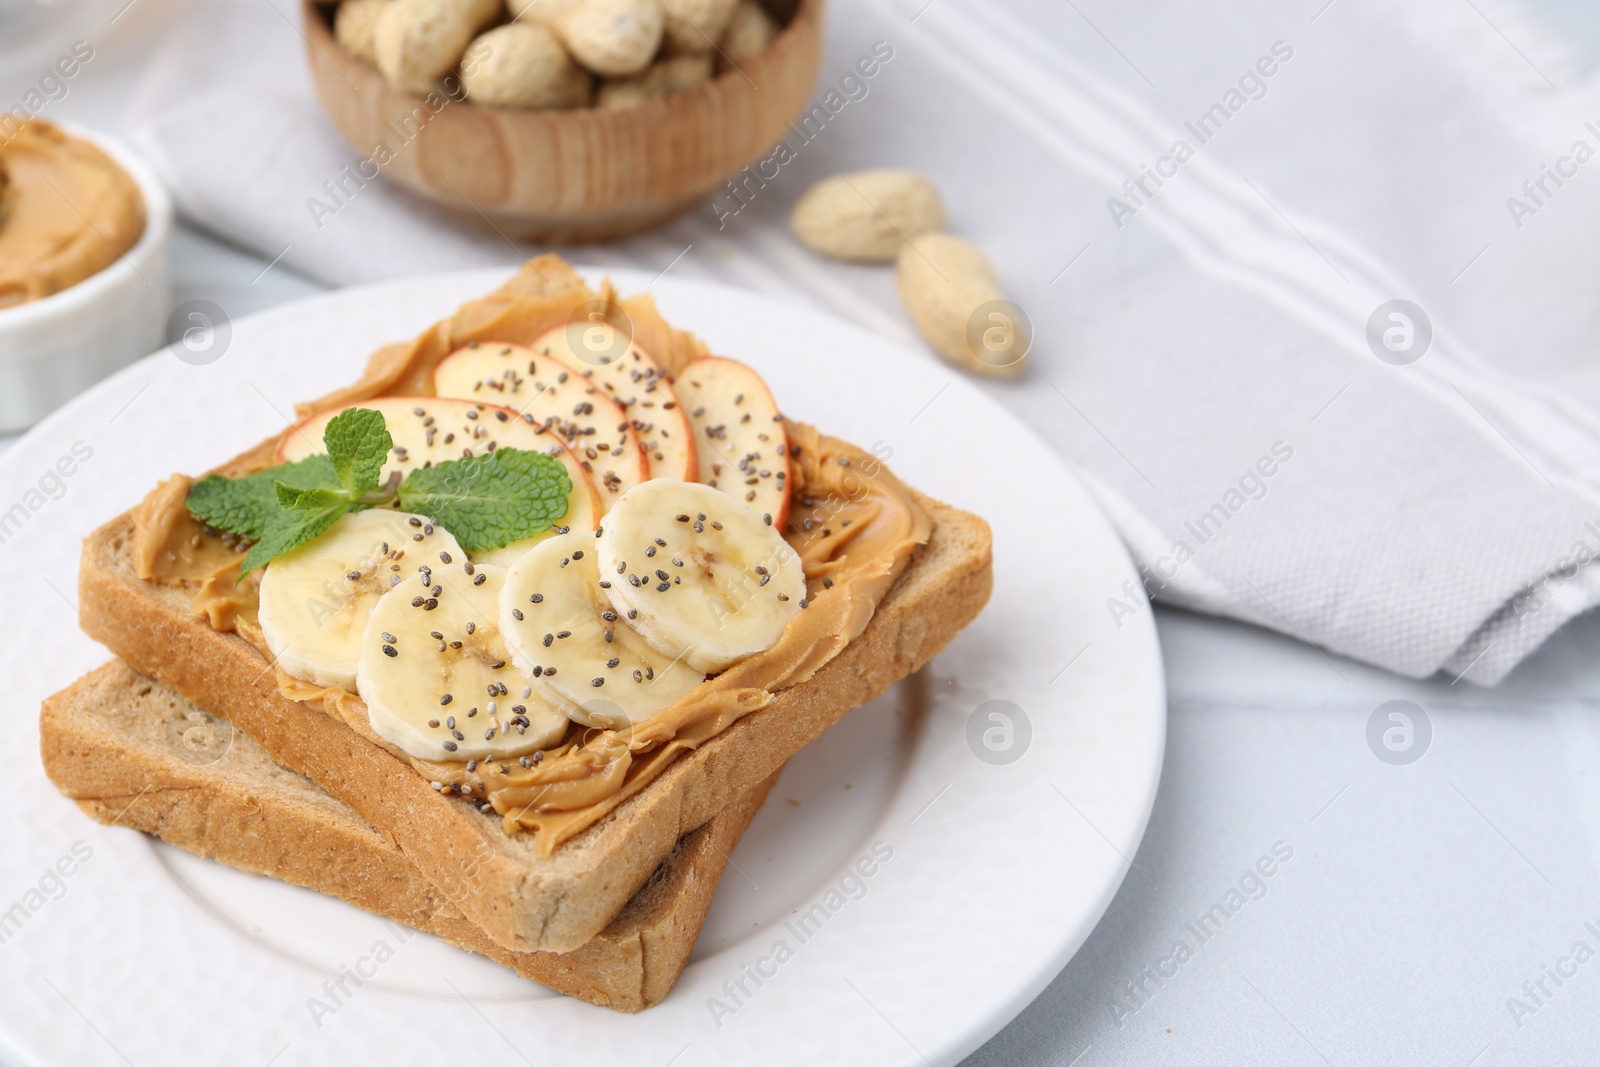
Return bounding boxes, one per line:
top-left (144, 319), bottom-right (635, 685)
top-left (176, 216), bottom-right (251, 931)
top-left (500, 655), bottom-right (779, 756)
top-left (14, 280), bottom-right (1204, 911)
top-left (41, 660), bottom-right (775, 1012)
top-left (78, 493), bottom-right (991, 953)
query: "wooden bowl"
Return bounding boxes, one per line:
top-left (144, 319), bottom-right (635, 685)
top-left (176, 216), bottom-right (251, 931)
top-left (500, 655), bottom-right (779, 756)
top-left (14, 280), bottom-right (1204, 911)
top-left (301, 0), bottom-right (825, 242)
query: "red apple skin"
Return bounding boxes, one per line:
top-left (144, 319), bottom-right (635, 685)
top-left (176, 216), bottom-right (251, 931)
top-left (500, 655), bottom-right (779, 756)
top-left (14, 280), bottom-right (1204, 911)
top-left (529, 323), bottom-right (698, 483)
top-left (676, 355), bottom-right (792, 530)
top-left (434, 341), bottom-right (648, 501)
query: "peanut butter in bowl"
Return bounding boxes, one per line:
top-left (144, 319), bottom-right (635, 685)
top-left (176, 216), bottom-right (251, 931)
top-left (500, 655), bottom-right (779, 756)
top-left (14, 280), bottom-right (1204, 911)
top-left (0, 120), bottom-right (146, 310)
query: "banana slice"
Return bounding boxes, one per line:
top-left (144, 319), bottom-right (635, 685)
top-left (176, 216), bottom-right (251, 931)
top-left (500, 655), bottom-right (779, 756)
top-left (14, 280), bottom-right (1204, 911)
top-left (529, 323), bottom-right (698, 482)
top-left (500, 532), bottom-right (704, 729)
top-left (355, 560), bottom-right (568, 762)
top-left (595, 480), bottom-right (804, 673)
top-left (259, 509), bottom-right (461, 691)
top-left (278, 396), bottom-right (602, 571)
top-left (434, 342), bottom-right (648, 504)
top-left (676, 356), bottom-right (793, 527)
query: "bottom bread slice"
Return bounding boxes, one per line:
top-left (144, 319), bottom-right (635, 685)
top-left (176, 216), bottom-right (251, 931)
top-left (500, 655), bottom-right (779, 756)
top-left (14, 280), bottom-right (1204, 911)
top-left (40, 660), bottom-right (775, 1013)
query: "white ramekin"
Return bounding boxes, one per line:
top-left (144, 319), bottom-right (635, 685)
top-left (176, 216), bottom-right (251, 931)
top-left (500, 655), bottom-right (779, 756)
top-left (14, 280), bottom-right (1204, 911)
top-left (0, 121), bottom-right (172, 431)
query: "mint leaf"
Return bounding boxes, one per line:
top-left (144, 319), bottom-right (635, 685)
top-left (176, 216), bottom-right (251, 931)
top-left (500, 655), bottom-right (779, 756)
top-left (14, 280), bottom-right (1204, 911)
top-left (187, 455), bottom-right (340, 540)
top-left (189, 418), bottom-right (567, 577)
top-left (238, 500), bottom-right (349, 577)
top-left (323, 407), bottom-right (392, 494)
top-left (398, 448), bottom-right (571, 553)
top-left (276, 481), bottom-right (355, 512)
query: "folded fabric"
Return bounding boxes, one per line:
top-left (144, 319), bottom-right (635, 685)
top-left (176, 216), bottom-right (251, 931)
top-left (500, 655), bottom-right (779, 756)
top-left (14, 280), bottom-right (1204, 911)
top-left (123, 0), bottom-right (1600, 684)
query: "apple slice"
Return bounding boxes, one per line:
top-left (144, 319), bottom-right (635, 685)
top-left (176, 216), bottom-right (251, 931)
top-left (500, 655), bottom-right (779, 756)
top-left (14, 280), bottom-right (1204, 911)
top-left (529, 323), bottom-right (698, 482)
top-left (277, 396), bottom-right (602, 568)
top-left (434, 341), bottom-right (647, 505)
top-left (675, 356), bottom-right (792, 528)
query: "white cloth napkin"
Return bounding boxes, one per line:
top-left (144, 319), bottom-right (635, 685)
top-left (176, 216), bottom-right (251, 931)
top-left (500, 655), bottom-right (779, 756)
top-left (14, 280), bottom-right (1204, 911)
top-left (123, 0), bottom-right (1600, 684)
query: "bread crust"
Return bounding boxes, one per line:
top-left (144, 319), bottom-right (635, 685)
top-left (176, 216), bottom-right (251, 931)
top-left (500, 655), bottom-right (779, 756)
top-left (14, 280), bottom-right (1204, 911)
top-left (41, 660), bottom-right (775, 1011)
top-left (78, 493), bottom-right (993, 952)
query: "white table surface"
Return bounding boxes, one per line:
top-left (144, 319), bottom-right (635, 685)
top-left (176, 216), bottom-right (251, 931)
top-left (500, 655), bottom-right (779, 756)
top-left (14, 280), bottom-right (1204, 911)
top-left (6, 2), bottom-right (1600, 1064)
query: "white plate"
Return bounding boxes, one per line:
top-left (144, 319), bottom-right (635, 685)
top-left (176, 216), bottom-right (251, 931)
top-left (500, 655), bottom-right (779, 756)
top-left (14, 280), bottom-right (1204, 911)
top-left (0, 270), bottom-right (1165, 1066)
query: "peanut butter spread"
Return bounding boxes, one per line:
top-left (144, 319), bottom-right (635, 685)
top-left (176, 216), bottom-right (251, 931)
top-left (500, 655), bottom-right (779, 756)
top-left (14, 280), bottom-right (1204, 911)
top-left (0, 121), bottom-right (145, 309)
top-left (127, 258), bottom-right (931, 854)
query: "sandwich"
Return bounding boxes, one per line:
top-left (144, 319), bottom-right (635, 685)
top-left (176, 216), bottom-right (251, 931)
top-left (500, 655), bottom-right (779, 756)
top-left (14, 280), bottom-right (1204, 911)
top-left (42, 659), bottom-right (772, 1012)
top-left (64, 254), bottom-right (994, 959)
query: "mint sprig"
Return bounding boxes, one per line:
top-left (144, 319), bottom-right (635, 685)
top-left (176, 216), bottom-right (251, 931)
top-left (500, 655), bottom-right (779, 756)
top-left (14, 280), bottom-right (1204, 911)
top-left (400, 449), bottom-right (574, 552)
top-left (324, 406), bottom-right (391, 494)
top-left (187, 455), bottom-right (340, 540)
top-left (238, 496), bottom-right (349, 576)
top-left (185, 407), bottom-right (573, 577)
